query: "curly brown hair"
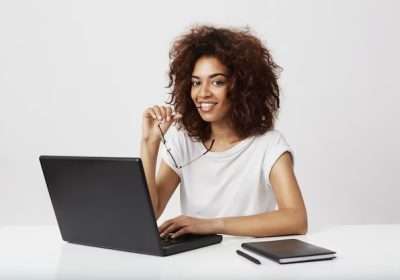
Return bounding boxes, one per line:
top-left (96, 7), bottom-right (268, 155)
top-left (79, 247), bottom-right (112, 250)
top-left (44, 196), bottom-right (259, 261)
top-left (166, 25), bottom-right (282, 142)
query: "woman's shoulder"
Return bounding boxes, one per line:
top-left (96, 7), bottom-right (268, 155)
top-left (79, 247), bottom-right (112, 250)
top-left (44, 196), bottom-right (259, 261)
top-left (252, 129), bottom-right (291, 154)
top-left (256, 129), bottom-right (287, 144)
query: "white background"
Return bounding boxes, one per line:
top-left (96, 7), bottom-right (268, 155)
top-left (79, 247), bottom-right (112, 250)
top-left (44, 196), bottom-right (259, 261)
top-left (1, 0), bottom-right (399, 230)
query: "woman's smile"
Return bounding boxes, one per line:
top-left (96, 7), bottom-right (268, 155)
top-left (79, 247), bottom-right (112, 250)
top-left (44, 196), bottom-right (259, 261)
top-left (197, 101), bottom-right (219, 113)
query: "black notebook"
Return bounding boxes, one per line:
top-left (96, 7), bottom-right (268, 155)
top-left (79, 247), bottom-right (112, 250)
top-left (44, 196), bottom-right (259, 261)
top-left (241, 239), bottom-right (336, 264)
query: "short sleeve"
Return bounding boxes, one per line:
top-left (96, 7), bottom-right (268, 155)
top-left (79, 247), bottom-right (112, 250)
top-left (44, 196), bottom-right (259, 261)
top-left (159, 125), bottom-right (183, 178)
top-left (262, 131), bottom-right (294, 187)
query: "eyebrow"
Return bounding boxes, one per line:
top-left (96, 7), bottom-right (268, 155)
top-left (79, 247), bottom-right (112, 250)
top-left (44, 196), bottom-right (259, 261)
top-left (191, 73), bottom-right (228, 79)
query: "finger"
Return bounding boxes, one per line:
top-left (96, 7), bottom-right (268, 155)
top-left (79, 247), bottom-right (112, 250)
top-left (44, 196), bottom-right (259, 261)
top-left (172, 112), bottom-right (183, 120)
top-left (171, 226), bottom-right (191, 239)
top-left (147, 108), bottom-right (158, 120)
top-left (160, 222), bottom-right (183, 237)
top-left (152, 106), bottom-right (163, 122)
top-left (165, 107), bottom-right (173, 122)
top-left (159, 106), bottom-right (167, 122)
top-left (159, 215), bottom-right (185, 235)
top-left (143, 108), bottom-right (155, 119)
top-left (158, 218), bottom-right (175, 234)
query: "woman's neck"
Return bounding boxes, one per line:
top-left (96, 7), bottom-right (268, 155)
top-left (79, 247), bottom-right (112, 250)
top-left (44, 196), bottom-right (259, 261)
top-left (209, 121), bottom-right (241, 145)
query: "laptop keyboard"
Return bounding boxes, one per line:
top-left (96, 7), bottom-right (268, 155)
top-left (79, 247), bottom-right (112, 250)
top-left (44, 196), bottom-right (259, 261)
top-left (160, 233), bottom-right (198, 247)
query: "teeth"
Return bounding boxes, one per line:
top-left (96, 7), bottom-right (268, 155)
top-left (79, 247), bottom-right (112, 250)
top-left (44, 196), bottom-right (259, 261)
top-left (199, 102), bottom-right (217, 112)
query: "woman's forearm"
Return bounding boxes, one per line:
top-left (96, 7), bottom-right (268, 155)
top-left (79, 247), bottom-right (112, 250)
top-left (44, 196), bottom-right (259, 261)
top-left (217, 208), bottom-right (308, 237)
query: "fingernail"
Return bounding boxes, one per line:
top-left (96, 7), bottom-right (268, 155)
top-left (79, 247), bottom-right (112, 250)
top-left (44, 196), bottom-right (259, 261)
top-left (167, 116), bottom-right (170, 122)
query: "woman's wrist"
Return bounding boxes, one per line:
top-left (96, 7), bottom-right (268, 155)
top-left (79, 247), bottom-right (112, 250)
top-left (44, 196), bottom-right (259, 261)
top-left (141, 136), bottom-right (161, 146)
top-left (212, 218), bottom-right (225, 234)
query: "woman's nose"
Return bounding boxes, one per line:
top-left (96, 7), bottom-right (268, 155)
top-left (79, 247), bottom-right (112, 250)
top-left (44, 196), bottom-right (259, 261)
top-left (198, 83), bottom-right (212, 97)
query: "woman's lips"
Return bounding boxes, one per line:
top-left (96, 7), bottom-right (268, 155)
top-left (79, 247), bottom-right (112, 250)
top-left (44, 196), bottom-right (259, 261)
top-left (197, 102), bottom-right (218, 112)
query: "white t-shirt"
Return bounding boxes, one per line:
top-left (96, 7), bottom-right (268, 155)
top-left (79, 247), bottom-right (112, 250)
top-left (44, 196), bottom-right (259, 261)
top-left (160, 125), bottom-right (293, 218)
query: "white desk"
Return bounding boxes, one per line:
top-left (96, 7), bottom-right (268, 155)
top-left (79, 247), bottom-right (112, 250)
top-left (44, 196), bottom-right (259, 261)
top-left (1, 224), bottom-right (399, 279)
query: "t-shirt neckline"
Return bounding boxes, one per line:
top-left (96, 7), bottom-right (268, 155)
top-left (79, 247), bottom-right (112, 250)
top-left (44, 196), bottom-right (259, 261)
top-left (199, 135), bottom-right (256, 158)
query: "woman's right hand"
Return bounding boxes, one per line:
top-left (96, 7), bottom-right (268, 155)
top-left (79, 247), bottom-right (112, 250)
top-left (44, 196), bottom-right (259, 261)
top-left (142, 105), bottom-right (182, 143)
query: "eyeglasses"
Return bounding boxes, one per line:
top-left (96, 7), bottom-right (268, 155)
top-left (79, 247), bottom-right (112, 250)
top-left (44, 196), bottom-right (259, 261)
top-left (158, 123), bottom-right (215, 169)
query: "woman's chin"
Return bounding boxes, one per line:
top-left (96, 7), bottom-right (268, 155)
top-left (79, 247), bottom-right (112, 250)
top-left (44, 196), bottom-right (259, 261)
top-left (200, 117), bottom-right (213, 123)
top-left (199, 115), bottom-right (221, 123)
top-left (198, 109), bottom-right (227, 123)
top-left (198, 110), bottom-right (211, 118)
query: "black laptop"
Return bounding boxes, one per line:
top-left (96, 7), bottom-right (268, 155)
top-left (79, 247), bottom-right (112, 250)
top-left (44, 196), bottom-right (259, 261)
top-left (39, 155), bottom-right (222, 256)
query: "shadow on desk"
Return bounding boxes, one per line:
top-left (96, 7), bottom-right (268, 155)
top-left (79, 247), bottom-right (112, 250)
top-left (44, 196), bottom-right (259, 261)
top-left (55, 239), bottom-right (229, 280)
top-left (56, 242), bottom-right (165, 279)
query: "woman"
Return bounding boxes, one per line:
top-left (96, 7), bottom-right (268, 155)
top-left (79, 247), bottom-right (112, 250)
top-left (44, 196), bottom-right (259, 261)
top-left (140, 25), bottom-right (307, 238)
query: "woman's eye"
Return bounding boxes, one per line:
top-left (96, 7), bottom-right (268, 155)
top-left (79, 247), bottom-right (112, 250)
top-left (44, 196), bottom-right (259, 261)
top-left (191, 80), bottom-right (200, 87)
top-left (212, 80), bottom-right (226, 86)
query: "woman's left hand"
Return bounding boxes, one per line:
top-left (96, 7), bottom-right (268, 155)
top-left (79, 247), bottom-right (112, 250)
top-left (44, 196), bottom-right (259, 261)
top-left (158, 215), bottom-right (224, 238)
